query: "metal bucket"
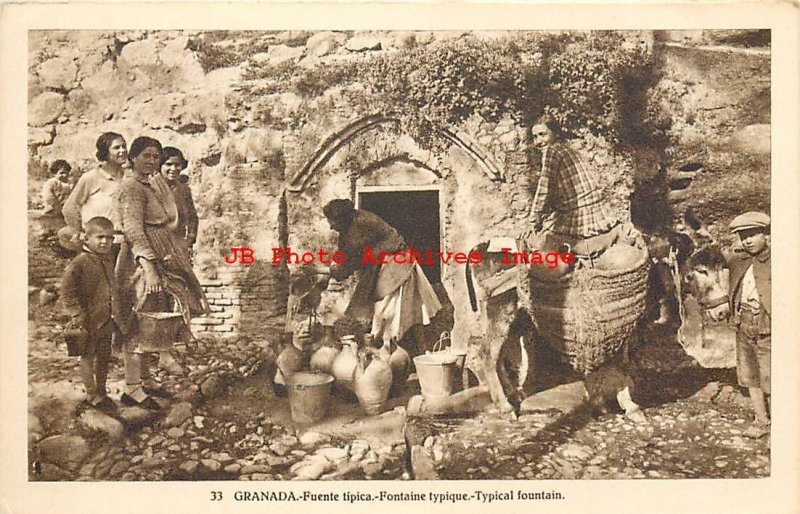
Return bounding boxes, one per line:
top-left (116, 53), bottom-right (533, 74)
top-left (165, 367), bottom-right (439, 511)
top-left (285, 372), bottom-right (334, 424)
top-left (413, 353), bottom-right (457, 400)
top-left (137, 311), bottom-right (184, 352)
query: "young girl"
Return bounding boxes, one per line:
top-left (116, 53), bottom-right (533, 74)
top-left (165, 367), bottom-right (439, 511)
top-left (160, 147), bottom-right (199, 254)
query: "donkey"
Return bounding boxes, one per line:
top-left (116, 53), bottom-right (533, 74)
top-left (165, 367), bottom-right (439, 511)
top-left (465, 240), bottom-right (537, 416)
top-left (649, 212), bottom-right (736, 368)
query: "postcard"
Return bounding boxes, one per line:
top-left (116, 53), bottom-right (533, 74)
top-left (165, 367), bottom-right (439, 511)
top-left (1, 2), bottom-right (799, 513)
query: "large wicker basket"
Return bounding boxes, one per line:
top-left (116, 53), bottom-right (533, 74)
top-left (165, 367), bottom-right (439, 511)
top-left (529, 240), bottom-right (650, 374)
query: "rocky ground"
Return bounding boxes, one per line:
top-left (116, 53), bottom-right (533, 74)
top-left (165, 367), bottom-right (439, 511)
top-left (425, 387), bottom-right (769, 480)
top-left (28, 297), bottom-right (770, 482)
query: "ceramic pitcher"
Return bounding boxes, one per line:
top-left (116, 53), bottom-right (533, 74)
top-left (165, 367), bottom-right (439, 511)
top-left (353, 347), bottom-right (392, 415)
top-left (330, 335), bottom-right (358, 393)
top-left (310, 325), bottom-right (341, 374)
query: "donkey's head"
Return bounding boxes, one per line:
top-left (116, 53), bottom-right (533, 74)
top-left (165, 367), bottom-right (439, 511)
top-left (684, 244), bottom-right (730, 321)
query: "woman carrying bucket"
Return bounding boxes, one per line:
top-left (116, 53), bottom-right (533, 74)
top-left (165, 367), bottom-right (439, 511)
top-left (115, 136), bottom-right (209, 409)
top-left (322, 199), bottom-right (442, 357)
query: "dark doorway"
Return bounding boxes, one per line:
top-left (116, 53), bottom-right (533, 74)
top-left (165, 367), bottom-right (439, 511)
top-left (358, 190), bottom-right (441, 284)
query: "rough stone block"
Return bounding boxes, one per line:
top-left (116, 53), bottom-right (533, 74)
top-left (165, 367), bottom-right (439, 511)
top-left (79, 409), bottom-right (125, 441)
top-left (37, 57), bottom-right (78, 91)
top-left (164, 402), bottom-right (193, 428)
top-left (29, 92), bottom-right (66, 127)
top-left (38, 435), bottom-right (90, 470)
top-left (345, 33), bottom-right (382, 52)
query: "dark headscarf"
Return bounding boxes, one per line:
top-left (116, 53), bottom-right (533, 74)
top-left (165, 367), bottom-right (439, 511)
top-left (323, 199), bottom-right (355, 231)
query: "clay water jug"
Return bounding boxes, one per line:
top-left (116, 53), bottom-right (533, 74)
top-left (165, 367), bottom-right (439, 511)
top-left (594, 243), bottom-right (641, 271)
top-left (276, 330), bottom-right (311, 383)
top-left (353, 348), bottom-right (392, 415)
top-left (330, 335), bottom-right (358, 393)
top-left (381, 338), bottom-right (410, 398)
top-left (310, 325), bottom-right (341, 374)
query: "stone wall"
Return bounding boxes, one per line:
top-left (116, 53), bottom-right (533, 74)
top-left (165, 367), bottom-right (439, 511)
top-left (24, 29), bottom-right (658, 343)
top-left (643, 32), bottom-right (770, 242)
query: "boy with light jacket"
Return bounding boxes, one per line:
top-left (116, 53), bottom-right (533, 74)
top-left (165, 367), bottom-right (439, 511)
top-left (727, 211), bottom-right (771, 438)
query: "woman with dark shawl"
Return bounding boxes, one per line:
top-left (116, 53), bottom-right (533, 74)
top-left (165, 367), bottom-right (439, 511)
top-left (323, 199), bottom-right (442, 356)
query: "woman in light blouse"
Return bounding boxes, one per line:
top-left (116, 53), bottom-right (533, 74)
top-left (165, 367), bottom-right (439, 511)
top-left (62, 132), bottom-right (128, 251)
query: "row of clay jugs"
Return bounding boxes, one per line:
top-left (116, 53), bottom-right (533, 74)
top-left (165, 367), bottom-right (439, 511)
top-left (354, 341), bottom-right (393, 415)
top-left (377, 337), bottom-right (411, 398)
top-left (330, 335), bottom-right (359, 393)
top-left (310, 325), bottom-right (341, 374)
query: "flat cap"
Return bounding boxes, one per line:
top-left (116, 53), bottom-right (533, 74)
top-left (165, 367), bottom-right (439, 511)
top-left (729, 211), bottom-right (770, 232)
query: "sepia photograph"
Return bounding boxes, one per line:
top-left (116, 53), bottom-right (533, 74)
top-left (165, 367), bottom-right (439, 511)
top-left (2, 2), bottom-right (799, 513)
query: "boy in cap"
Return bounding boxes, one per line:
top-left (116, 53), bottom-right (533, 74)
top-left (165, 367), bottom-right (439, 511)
top-left (727, 211), bottom-right (771, 438)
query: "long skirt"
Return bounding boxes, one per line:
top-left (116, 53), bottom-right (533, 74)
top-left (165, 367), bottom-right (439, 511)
top-left (370, 263), bottom-right (442, 347)
top-left (117, 225), bottom-right (209, 352)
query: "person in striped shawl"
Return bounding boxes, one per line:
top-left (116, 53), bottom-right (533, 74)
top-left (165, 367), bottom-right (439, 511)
top-left (528, 114), bottom-right (621, 259)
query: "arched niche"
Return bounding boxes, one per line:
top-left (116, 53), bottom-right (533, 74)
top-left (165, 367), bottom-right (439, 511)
top-left (287, 115), bottom-right (504, 192)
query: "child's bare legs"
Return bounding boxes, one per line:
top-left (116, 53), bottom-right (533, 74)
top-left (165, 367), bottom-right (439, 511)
top-left (743, 387), bottom-right (769, 439)
top-left (79, 356), bottom-right (97, 401)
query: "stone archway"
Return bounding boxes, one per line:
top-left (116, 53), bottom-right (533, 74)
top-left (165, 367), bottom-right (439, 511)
top-left (287, 114), bottom-right (505, 192)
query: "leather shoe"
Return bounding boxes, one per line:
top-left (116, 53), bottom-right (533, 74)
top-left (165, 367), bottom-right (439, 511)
top-left (142, 385), bottom-right (172, 399)
top-left (92, 396), bottom-right (118, 414)
top-left (120, 393), bottom-right (139, 407)
top-left (140, 396), bottom-right (161, 411)
top-left (120, 393), bottom-right (160, 411)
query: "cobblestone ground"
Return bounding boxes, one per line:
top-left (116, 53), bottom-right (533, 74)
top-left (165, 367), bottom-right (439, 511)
top-left (429, 396), bottom-right (769, 480)
top-left (28, 304), bottom-right (769, 481)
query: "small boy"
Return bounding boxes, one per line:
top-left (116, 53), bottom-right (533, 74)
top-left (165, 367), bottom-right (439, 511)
top-left (41, 159), bottom-right (73, 217)
top-left (60, 216), bottom-right (127, 412)
top-left (728, 211), bottom-right (771, 438)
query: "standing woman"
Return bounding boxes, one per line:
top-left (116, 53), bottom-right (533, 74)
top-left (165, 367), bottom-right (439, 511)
top-left (115, 136), bottom-right (210, 408)
top-left (323, 199), bottom-right (442, 356)
top-left (529, 115), bottom-right (620, 258)
top-left (160, 147), bottom-right (199, 256)
top-left (62, 132), bottom-right (129, 254)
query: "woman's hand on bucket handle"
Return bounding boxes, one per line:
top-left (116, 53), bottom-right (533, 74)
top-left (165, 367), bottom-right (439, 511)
top-left (141, 259), bottom-right (163, 294)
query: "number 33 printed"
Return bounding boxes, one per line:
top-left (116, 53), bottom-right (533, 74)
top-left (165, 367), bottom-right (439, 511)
top-left (211, 491), bottom-right (223, 501)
